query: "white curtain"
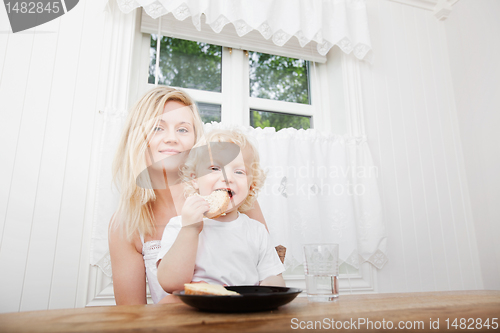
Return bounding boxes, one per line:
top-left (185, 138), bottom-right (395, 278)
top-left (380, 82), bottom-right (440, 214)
top-left (111, 0), bottom-right (372, 61)
top-left (205, 123), bottom-right (387, 270)
top-left (90, 121), bottom-right (387, 275)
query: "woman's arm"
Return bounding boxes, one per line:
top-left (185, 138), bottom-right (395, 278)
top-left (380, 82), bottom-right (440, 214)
top-left (245, 200), bottom-right (268, 231)
top-left (109, 220), bottom-right (147, 305)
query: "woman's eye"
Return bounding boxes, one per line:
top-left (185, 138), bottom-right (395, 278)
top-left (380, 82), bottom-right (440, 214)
top-left (210, 166), bottom-right (221, 171)
top-left (235, 170), bottom-right (246, 175)
top-left (178, 127), bottom-right (188, 133)
top-left (153, 126), bottom-right (163, 132)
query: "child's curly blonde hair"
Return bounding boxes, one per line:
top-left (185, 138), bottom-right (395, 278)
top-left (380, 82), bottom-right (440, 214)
top-left (181, 129), bottom-right (266, 213)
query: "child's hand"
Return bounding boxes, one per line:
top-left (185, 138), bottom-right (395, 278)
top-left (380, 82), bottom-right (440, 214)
top-left (260, 274), bottom-right (286, 287)
top-left (181, 195), bottom-right (210, 232)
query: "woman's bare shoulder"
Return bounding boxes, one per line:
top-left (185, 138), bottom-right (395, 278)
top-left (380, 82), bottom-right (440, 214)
top-left (108, 212), bottom-right (142, 254)
top-left (244, 201), bottom-right (269, 232)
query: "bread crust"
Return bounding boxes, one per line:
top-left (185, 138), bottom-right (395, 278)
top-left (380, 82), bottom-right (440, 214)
top-left (199, 189), bottom-right (230, 219)
top-left (184, 283), bottom-right (239, 296)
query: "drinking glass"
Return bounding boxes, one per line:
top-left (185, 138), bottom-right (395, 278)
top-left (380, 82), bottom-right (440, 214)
top-left (303, 243), bottom-right (339, 302)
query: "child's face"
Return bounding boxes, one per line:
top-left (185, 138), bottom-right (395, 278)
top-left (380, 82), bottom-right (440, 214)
top-left (194, 147), bottom-right (254, 214)
top-left (146, 100), bottom-right (196, 168)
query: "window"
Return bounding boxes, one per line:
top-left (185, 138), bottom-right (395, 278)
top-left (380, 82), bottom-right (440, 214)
top-left (249, 51), bottom-right (311, 130)
top-left (148, 36), bottom-right (222, 92)
top-left (148, 36), bottom-right (315, 130)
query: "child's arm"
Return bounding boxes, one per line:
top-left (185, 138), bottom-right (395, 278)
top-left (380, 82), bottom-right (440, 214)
top-left (260, 273), bottom-right (286, 287)
top-left (253, 222), bottom-right (287, 287)
top-left (157, 226), bottom-right (200, 293)
top-left (157, 195), bottom-right (209, 293)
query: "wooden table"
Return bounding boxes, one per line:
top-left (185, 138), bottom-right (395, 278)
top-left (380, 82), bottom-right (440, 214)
top-left (1, 291), bottom-right (499, 332)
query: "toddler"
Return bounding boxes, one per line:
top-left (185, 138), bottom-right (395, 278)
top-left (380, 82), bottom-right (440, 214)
top-left (156, 129), bottom-right (285, 293)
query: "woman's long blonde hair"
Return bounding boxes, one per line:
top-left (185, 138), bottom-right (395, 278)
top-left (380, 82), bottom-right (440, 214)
top-left (111, 87), bottom-right (204, 239)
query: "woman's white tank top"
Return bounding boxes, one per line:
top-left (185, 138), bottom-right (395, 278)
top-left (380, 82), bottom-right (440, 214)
top-left (140, 235), bottom-right (168, 303)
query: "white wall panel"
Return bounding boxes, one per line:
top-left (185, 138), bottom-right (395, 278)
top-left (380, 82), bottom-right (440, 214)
top-left (0, 0), bottom-right (108, 313)
top-left (0, 8), bottom-right (10, 87)
top-left (360, 0), bottom-right (483, 293)
top-left (12, 17), bottom-right (61, 313)
top-left (445, 0), bottom-right (500, 290)
top-left (427, 15), bottom-right (471, 291)
top-left (0, 28), bottom-right (33, 244)
top-left (49, 0), bottom-right (105, 310)
top-left (417, 7), bottom-right (462, 291)
top-left (0, 28), bottom-right (40, 313)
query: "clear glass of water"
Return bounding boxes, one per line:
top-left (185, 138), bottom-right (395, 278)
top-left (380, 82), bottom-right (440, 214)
top-left (303, 243), bottom-right (339, 302)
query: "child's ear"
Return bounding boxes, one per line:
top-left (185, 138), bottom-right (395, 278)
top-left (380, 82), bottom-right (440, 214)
top-left (248, 181), bottom-right (256, 194)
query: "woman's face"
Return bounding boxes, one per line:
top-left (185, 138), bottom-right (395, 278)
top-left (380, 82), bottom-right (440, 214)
top-left (146, 100), bottom-right (196, 168)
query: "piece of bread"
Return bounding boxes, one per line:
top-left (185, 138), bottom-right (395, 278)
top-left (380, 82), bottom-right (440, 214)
top-left (198, 189), bottom-right (230, 219)
top-left (184, 283), bottom-right (240, 296)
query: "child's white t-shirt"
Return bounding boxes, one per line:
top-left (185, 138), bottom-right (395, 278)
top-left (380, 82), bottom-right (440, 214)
top-left (156, 213), bottom-right (285, 286)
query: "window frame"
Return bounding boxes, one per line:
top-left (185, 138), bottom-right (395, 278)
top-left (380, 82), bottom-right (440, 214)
top-left (140, 39), bottom-right (318, 129)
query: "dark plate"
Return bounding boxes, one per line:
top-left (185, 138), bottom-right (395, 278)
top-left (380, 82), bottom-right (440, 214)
top-left (173, 286), bottom-right (302, 313)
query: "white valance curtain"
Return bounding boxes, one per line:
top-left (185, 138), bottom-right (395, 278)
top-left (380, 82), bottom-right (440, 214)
top-left (112, 0), bottom-right (373, 61)
top-left (90, 119), bottom-right (387, 275)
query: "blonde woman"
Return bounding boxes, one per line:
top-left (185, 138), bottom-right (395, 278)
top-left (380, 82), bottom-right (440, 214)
top-left (109, 87), bottom-right (268, 305)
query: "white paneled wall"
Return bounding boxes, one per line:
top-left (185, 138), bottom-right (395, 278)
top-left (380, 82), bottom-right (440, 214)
top-left (0, 0), bottom-right (107, 312)
top-left (358, 0), bottom-right (483, 293)
top-left (445, 0), bottom-right (500, 290)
